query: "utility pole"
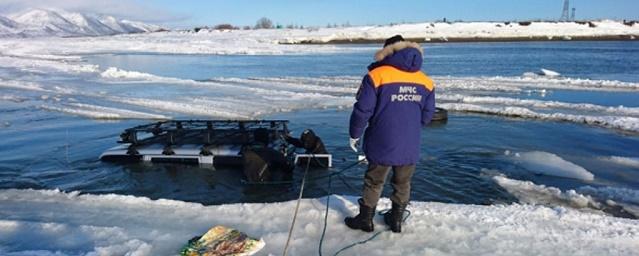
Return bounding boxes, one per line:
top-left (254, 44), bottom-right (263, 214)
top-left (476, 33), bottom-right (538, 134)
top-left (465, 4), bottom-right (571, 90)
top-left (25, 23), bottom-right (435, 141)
top-left (560, 0), bottom-right (570, 21)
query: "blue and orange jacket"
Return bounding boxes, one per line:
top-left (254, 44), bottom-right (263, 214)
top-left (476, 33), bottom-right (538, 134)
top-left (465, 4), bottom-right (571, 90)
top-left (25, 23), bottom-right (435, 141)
top-left (349, 41), bottom-right (436, 166)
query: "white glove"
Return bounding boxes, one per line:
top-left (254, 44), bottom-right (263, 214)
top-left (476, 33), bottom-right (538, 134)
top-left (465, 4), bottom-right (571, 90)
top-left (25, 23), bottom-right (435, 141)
top-left (349, 137), bottom-right (360, 152)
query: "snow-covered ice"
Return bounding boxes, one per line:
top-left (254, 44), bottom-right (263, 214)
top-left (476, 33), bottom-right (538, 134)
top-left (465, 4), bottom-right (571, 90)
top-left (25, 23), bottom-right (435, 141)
top-left (439, 94), bottom-right (639, 116)
top-left (445, 75), bottom-right (639, 92)
top-left (1, 189), bottom-right (638, 256)
top-left (440, 103), bottom-right (639, 133)
top-left (2, 42), bottom-right (639, 131)
top-left (3, 52), bottom-right (639, 131)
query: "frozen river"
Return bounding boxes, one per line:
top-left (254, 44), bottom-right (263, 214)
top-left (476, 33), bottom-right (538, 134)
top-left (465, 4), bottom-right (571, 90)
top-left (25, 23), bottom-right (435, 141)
top-left (1, 41), bottom-right (639, 216)
top-left (2, 38), bottom-right (639, 255)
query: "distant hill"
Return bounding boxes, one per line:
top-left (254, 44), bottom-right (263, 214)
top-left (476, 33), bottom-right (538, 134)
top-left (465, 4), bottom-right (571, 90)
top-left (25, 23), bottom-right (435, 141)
top-left (0, 9), bottom-right (163, 38)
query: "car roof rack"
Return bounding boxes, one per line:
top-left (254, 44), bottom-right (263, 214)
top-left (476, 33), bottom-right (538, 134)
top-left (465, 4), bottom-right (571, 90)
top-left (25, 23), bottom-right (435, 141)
top-left (119, 119), bottom-right (289, 146)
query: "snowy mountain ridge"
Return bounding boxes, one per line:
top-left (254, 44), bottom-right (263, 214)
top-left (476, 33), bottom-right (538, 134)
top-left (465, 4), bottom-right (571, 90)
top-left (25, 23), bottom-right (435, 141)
top-left (0, 8), bottom-right (162, 38)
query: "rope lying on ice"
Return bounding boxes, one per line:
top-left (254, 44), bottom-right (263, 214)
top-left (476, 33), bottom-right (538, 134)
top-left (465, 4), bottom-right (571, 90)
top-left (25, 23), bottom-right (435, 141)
top-left (280, 156), bottom-right (409, 256)
top-left (317, 170), bottom-right (382, 256)
top-left (282, 155), bottom-right (312, 256)
top-left (321, 203), bottom-right (411, 256)
top-left (318, 162), bottom-right (411, 256)
top-left (282, 156), bottom-right (363, 256)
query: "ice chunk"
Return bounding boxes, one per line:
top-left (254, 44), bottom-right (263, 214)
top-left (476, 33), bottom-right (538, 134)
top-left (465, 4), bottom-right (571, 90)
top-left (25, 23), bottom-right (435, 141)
top-left (512, 151), bottom-right (594, 181)
top-left (0, 79), bottom-right (46, 92)
top-left (577, 186), bottom-right (639, 205)
top-left (0, 95), bottom-right (28, 103)
top-left (40, 103), bottom-right (170, 120)
top-left (100, 67), bottom-right (158, 80)
top-left (602, 156), bottom-right (639, 168)
top-left (494, 175), bottom-right (639, 217)
top-left (493, 176), bottom-right (599, 208)
top-left (539, 68), bottom-right (561, 77)
top-left (438, 94), bottom-right (639, 116)
top-left (439, 103), bottom-right (639, 133)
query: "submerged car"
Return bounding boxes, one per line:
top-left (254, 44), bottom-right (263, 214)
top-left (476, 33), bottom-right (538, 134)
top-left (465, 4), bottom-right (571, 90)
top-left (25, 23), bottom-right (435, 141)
top-left (100, 120), bottom-right (332, 182)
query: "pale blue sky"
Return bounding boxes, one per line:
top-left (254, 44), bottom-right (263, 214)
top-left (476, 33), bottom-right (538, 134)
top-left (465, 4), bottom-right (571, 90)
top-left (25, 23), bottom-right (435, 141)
top-left (1, 0), bottom-right (637, 28)
top-left (155, 0), bottom-right (639, 27)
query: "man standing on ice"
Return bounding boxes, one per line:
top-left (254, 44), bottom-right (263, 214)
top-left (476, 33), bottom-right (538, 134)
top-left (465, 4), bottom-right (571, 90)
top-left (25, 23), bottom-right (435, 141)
top-left (345, 35), bottom-right (436, 233)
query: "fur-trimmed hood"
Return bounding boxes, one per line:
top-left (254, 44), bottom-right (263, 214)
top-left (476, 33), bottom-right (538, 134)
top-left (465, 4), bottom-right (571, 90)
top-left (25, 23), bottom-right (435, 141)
top-left (368, 41), bottom-right (424, 72)
top-left (374, 41), bottom-right (423, 61)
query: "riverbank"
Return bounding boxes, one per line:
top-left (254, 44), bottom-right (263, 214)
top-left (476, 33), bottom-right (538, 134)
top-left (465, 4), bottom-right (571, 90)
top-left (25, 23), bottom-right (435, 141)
top-left (274, 20), bottom-right (639, 45)
top-left (2, 20), bottom-right (638, 57)
top-left (290, 34), bottom-right (638, 44)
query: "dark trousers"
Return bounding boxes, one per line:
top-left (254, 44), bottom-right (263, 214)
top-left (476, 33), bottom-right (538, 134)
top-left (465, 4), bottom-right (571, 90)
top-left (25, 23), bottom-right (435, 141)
top-left (361, 164), bottom-right (416, 208)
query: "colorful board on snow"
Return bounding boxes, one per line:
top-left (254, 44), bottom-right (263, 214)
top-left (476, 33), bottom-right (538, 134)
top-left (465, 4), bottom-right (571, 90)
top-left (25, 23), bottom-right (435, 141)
top-left (180, 225), bottom-right (265, 256)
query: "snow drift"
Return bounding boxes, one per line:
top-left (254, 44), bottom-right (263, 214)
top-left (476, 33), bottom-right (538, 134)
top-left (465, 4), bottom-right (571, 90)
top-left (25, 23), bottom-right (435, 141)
top-left (1, 189), bottom-right (638, 256)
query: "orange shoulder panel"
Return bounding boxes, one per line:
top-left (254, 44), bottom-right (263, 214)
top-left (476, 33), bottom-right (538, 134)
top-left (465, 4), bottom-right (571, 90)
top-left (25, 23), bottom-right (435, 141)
top-left (368, 66), bottom-right (434, 91)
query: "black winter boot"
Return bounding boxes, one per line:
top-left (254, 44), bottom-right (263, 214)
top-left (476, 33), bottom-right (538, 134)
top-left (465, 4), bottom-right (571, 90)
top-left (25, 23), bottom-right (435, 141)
top-left (383, 202), bottom-right (406, 233)
top-left (344, 198), bottom-right (376, 232)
